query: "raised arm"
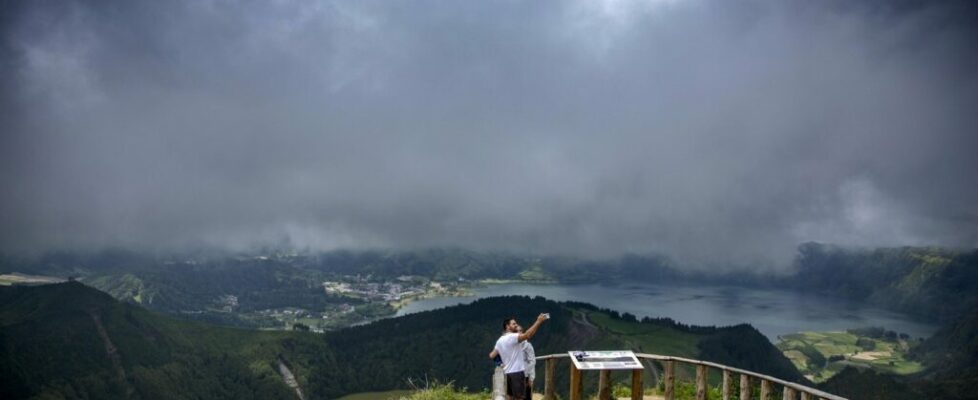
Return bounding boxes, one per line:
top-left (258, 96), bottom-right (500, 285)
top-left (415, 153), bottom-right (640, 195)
top-left (518, 313), bottom-right (548, 342)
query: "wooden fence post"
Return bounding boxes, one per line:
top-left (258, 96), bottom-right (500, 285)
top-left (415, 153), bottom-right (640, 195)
top-left (696, 365), bottom-right (708, 400)
top-left (570, 362), bottom-right (583, 400)
top-left (664, 361), bottom-right (675, 400)
top-left (760, 380), bottom-right (772, 400)
top-left (631, 369), bottom-right (643, 400)
top-left (598, 370), bottom-right (612, 400)
top-left (544, 358), bottom-right (556, 400)
top-left (739, 375), bottom-right (750, 400)
top-left (722, 370), bottom-right (731, 400)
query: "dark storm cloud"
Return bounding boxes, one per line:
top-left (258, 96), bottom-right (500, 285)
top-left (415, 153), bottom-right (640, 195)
top-left (2, 0), bottom-right (976, 268)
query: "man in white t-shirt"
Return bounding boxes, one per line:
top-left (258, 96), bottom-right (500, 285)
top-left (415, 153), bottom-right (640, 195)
top-left (489, 313), bottom-right (548, 400)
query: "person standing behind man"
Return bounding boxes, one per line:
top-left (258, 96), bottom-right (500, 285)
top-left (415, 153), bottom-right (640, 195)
top-left (490, 314), bottom-right (548, 400)
top-left (519, 325), bottom-right (536, 400)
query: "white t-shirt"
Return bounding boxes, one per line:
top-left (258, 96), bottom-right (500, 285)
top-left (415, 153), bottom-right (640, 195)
top-left (494, 332), bottom-right (526, 374)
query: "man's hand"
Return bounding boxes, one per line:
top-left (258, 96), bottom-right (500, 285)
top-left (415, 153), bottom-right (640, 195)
top-left (519, 312), bottom-right (549, 342)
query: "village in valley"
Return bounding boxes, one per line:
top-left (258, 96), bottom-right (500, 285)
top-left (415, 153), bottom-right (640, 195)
top-left (255, 275), bottom-right (469, 332)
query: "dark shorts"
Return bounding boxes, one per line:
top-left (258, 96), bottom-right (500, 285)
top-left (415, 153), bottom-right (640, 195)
top-left (505, 371), bottom-right (526, 399)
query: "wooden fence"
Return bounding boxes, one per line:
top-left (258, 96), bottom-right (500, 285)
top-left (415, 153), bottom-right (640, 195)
top-left (534, 353), bottom-right (846, 400)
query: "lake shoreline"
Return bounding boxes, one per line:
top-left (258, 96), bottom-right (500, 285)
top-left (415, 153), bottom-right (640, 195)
top-left (391, 281), bottom-right (940, 341)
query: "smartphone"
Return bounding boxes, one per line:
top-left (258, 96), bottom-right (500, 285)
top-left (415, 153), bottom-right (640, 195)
top-left (543, 313), bottom-right (550, 319)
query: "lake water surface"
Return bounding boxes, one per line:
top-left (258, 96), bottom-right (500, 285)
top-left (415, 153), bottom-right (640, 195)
top-left (395, 282), bottom-right (938, 340)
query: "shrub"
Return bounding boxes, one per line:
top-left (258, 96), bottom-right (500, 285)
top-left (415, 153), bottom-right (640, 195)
top-left (655, 380), bottom-right (723, 400)
top-left (396, 382), bottom-right (485, 400)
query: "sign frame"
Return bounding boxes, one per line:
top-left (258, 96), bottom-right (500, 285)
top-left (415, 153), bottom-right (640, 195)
top-left (567, 350), bottom-right (644, 370)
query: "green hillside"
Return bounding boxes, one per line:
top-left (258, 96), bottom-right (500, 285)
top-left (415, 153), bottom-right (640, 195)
top-left (817, 367), bottom-right (918, 400)
top-left (792, 243), bottom-right (978, 324)
top-left (1, 282), bottom-right (805, 399)
top-left (0, 281), bottom-right (301, 400)
top-left (808, 302), bottom-right (978, 400)
top-left (908, 305), bottom-right (978, 399)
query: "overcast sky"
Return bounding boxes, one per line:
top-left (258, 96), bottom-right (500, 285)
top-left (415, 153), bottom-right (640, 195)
top-left (1, 0), bottom-right (976, 268)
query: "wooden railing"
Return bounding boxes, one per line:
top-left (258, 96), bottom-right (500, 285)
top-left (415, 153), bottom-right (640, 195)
top-left (535, 353), bottom-right (847, 400)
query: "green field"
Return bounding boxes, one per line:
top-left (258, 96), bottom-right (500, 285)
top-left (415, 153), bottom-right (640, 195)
top-left (777, 331), bottom-right (923, 382)
top-left (586, 311), bottom-right (699, 357)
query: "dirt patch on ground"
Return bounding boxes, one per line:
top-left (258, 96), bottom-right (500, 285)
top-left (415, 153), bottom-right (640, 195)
top-left (566, 311), bottom-right (601, 348)
top-left (851, 351), bottom-right (890, 361)
top-left (0, 273), bottom-right (65, 285)
top-left (89, 310), bottom-right (134, 397)
top-left (532, 394), bottom-right (663, 400)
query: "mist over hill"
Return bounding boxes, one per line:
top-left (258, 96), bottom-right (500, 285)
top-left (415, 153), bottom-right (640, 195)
top-left (4, 243), bottom-right (976, 327)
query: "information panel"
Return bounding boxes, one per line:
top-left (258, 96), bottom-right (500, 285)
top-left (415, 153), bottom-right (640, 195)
top-left (567, 350), bottom-right (644, 370)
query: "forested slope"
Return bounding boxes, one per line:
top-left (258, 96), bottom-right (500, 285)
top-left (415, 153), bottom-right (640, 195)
top-left (0, 281), bottom-right (299, 400)
top-left (1, 282), bottom-right (806, 399)
top-left (910, 304), bottom-right (978, 399)
top-left (791, 243), bottom-right (978, 323)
